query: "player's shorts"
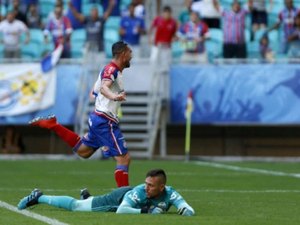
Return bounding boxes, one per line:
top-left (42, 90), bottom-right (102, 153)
top-left (91, 186), bottom-right (133, 212)
top-left (81, 112), bottom-right (128, 158)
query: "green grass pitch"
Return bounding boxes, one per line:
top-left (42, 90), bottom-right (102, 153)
top-left (0, 159), bottom-right (300, 225)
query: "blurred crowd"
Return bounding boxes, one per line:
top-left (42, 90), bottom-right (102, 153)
top-left (0, 0), bottom-right (300, 63)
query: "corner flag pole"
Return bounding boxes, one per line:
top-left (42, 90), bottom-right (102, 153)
top-left (185, 91), bottom-right (193, 162)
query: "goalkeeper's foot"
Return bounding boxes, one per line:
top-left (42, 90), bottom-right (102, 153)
top-left (29, 115), bottom-right (57, 129)
top-left (80, 188), bottom-right (91, 200)
top-left (18, 189), bottom-right (43, 210)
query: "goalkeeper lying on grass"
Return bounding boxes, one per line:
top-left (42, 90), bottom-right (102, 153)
top-left (18, 169), bottom-right (194, 216)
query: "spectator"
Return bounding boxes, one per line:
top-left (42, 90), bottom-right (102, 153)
top-left (26, 3), bottom-right (42, 28)
top-left (47, 0), bottom-right (67, 21)
top-left (0, 10), bottom-right (30, 58)
top-left (20, 0), bottom-right (38, 13)
top-left (221, 0), bottom-right (248, 59)
top-left (132, 0), bottom-right (145, 20)
top-left (1, 126), bottom-right (25, 154)
top-left (269, 0), bottom-right (299, 54)
top-left (12, 0), bottom-right (27, 25)
top-left (66, 0), bottom-right (84, 30)
top-left (149, 5), bottom-right (177, 72)
top-left (178, 0), bottom-right (193, 25)
top-left (44, 4), bottom-right (73, 58)
top-left (120, 3), bottom-right (146, 58)
top-left (259, 34), bottom-right (274, 61)
top-left (178, 11), bottom-right (209, 63)
top-left (191, 0), bottom-right (221, 28)
top-left (68, 1), bottom-right (114, 55)
top-left (248, 0), bottom-right (273, 40)
top-left (287, 13), bottom-right (300, 58)
top-left (101, 0), bottom-right (120, 16)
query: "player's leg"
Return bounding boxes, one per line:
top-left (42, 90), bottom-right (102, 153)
top-left (29, 115), bottom-right (97, 158)
top-left (18, 188), bottom-right (93, 212)
top-left (97, 118), bottom-right (131, 187)
top-left (114, 153), bottom-right (131, 187)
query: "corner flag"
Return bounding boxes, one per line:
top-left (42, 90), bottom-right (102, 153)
top-left (185, 90), bottom-right (193, 161)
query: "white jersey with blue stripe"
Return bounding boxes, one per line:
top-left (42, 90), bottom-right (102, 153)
top-left (93, 62), bottom-right (124, 121)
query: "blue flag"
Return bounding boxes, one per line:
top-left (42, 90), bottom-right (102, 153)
top-left (41, 44), bottom-right (64, 73)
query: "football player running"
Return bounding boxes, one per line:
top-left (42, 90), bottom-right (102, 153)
top-left (29, 41), bottom-right (132, 187)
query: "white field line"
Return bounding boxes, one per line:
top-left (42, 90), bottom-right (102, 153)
top-left (195, 161), bottom-right (300, 178)
top-left (0, 200), bottom-right (69, 225)
top-left (177, 189), bottom-right (300, 193)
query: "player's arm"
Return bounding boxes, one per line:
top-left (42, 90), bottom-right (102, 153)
top-left (100, 80), bottom-right (126, 101)
top-left (103, 0), bottom-right (115, 20)
top-left (170, 190), bottom-right (195, 216)
top-left (116, 201), bottom-right (144, 214)
top-left (116, 190), bottom-right (144, 214)
top-left (68, 1), bottom-right (85, 23)
top-left (117, 201), bottom-right (163, 214)
top-left (116, 189), bottom-right (162, 214)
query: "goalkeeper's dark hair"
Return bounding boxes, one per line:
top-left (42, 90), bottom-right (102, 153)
top-left (112, 41), bottom-right (128, 58)
top-left (146, 169), bottom-right (167, 184)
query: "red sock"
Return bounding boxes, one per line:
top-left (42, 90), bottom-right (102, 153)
top-left (121, 172), bottom-right (129, 186)
top-left (51, 124), bottom-right (80, 148)
top-left (114, 170), bottom-right (129, 187)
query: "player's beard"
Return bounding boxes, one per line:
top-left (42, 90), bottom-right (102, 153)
top-left (124, 60), bottom-right (131, 68)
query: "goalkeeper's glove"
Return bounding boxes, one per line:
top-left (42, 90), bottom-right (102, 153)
top-left (150, 207), bottom-right (164, 214)
top-left (141, 206), bottom-right (163, 214)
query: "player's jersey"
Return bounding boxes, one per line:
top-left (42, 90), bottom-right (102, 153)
top-left (91, 186), bottom-right (132, 212)
top-left (93, 62), bottom-right (124, 122)
top-left (121, 184), bottom-right (188, 212)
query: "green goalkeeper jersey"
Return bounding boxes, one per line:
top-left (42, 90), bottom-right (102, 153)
top-left (91, 186), bottom-right (132, 212)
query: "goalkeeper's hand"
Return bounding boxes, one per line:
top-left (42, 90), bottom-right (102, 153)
top-left (141, 206), bottom-right (163, 214)
top-left (150, 207), bottom-right (164, 214)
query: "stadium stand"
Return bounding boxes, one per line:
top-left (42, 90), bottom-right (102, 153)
top-left (82, 3), bottom-right (103, 16)
top-left (21, 42), bottom-right (41, 59)
top-left (0, 0), bottom-right (300, 61)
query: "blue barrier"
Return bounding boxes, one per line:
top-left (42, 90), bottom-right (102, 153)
top-left (0, 65), bottom-right (82, 125)
top-left (170, 64), bottom-right (300, 125)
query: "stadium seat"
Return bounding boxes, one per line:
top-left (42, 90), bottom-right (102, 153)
top-left (121, 0), bottom-right (131, 11)
top-left (245, 14), bottom-right (251, 30)
top-left (105, 16), bottom-right (121, 29)
top-left (104, 39), bottom-right (115, 58)
top-left (71, 29), bottom-right (87, 44)
top-left (1, 4), bottom-right (6, 16)
top-left (71, 41), bottom-right (85, 58)
top-left (21, 42), bottom-right (41, 59)
top-left (268, 29), bottom-right (279, 52)
top-left (82, 3), bottom-right (103, 16)
top-left (268, 13), bottom-right (278, 26)
top-left (0, 44), bottom-right (3, 58)
top-left (104, 28), bottom-right (119, 41)
top-left (271, 1), bottom-right (285, 14)
top-left (206, 28), bottom-right (223, 62)
top-left (29, 29), bottom-right (44, 45)
top-left (244, 29), bottom-right (251, 43)
top-left (39, 0), bottom-right (55, 19)
top-left (254, 28), bottom-right (267, 42)
top-left (171, 41), bottom-right (184, 58)
top-left (247, 41), bottom-right (260, 58)
top-left (220, 0), bottom-right (233, 10)
top-left (209, 28), bottom-right (223, 43)
top-left (104, 28), bottom-right (120, 58)
top-left (205, 39), bottom-right (223, 63)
